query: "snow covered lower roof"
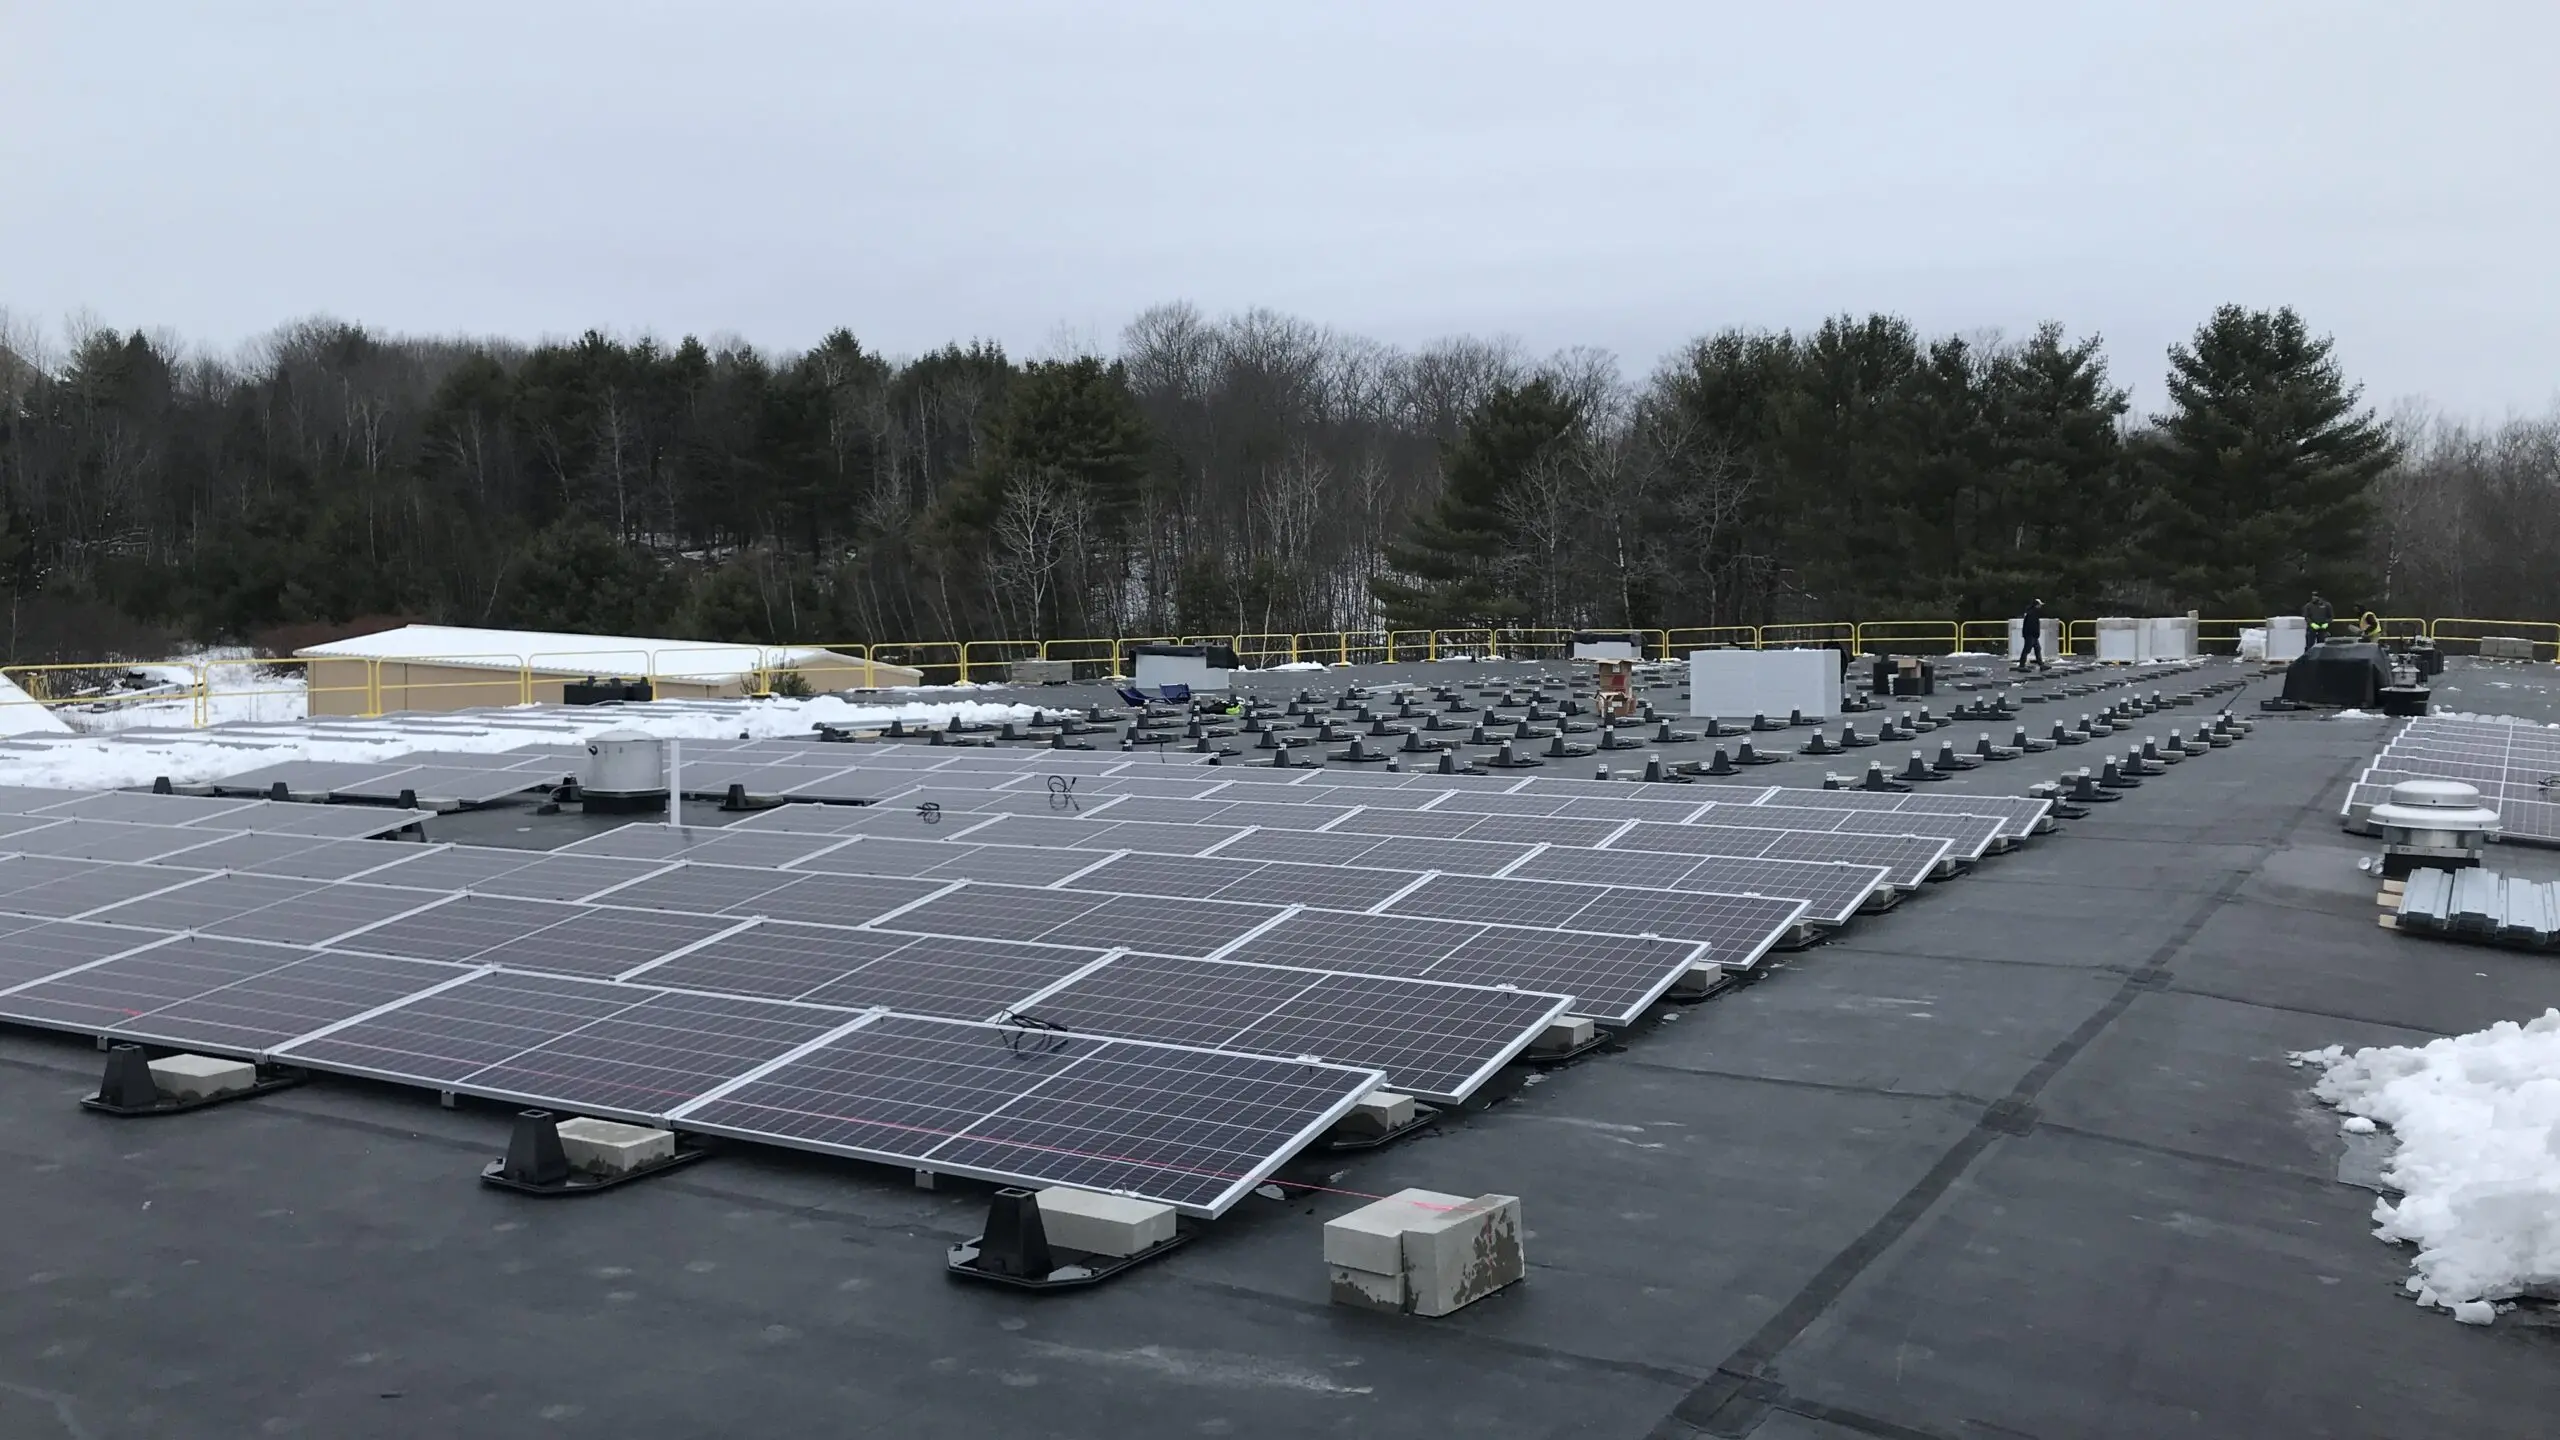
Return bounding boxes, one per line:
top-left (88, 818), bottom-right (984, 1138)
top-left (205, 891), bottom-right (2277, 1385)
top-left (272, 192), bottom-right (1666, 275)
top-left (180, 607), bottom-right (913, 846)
top-left (0, 670), bottom-right (76, 736)
top-left (293, 625), bottom-right (847, 682)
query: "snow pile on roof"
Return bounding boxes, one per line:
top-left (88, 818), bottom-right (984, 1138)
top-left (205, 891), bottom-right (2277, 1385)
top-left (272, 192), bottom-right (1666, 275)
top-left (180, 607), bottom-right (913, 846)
top-left (295, 624), bottom-right (849, 681)
top-left (0, 696), bottom-right (1043, 792)
top-left (0, 670), bottom-right (75, 736)
top-left (2294, 1010), bottom-right (2560, 1323)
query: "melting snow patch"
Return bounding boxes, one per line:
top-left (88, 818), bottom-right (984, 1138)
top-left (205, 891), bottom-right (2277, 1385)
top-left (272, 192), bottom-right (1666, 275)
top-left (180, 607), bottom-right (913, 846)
top-left (2293, 1010), bottom-right (2560, 1322)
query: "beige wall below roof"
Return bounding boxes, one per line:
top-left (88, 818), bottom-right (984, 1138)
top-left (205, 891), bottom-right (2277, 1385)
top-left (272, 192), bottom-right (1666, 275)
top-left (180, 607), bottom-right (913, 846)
top-left (302, 655), bottom-right (923, 716)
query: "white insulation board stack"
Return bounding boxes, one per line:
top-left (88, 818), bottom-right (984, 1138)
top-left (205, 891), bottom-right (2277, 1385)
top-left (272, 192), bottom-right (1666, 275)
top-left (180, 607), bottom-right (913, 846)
top-left (2095, 616), bottom-right (2198, 663)
top-left (1687, 649), bottom-right (1838, 722)
top-left (2267, 616), bottom-right (2308, 662)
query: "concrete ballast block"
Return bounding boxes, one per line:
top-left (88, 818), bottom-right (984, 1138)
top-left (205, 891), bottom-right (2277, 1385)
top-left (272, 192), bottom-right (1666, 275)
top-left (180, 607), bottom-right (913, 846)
top-left (555, 1117), bottom-right (676, 1177)
top-left (1035, 1187), bottom-right (1175, 1258)
top-left (1531, 1017), bottom-right (1595, 1054)
top-left (1332, 1090), bottom-right (1417, 1140)
top-left (1401, 1193), bottom-right (1526, 1317)
top-left (148, 1054), bottom-right (256, 1103)
top-left (1324, 1188), bottom-right (1524, 1317)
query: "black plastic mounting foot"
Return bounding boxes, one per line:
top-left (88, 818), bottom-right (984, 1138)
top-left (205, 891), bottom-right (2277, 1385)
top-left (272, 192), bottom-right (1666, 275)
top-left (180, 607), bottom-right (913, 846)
top-left (946, 1187), bottom-right (1192, 1289)
top-left (478, 1110), bottom-right (711, 1196)
top-left (81, 1045), bottom-right (308, 1117)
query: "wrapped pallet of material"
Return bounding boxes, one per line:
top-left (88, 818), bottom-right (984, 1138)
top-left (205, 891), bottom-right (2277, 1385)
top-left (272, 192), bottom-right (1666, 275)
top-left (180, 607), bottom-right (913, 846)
top-left (2094, 617), bottom-right (2141, 664)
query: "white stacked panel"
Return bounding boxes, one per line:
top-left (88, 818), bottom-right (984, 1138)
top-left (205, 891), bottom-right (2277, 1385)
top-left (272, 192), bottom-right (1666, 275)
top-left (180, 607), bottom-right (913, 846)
top-left (1686, 649), bottom-right (1838, 722)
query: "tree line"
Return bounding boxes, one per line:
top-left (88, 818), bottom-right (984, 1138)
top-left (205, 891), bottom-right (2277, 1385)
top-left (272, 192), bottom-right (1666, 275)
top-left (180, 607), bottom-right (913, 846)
top-left (0, 298), bottom-right (2530, 666)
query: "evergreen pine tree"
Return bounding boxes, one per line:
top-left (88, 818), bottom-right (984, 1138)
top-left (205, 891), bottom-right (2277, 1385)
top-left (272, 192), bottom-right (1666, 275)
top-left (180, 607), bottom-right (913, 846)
top-left (1371, 379), bottom-right (1583, 629)
top-left (2141, 306), bottom-right (2397, 615)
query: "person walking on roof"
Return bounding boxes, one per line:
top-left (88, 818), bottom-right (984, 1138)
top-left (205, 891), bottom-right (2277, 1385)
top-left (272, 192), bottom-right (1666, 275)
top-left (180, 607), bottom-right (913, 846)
top-left (2306, 592), bottom-right (2334, 644)
top-left (2016, 598), bottom-right (2046, 671)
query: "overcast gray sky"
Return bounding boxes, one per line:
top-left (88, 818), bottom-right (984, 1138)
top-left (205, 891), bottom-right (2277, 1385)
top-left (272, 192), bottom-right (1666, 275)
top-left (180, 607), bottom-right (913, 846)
top-left (4, 1), bottom-right (2554, 416)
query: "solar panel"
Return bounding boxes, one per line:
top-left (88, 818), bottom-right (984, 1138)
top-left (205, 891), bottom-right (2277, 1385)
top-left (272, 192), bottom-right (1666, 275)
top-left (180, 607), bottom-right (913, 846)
top-left (189, 802), bottom-right (434, 839)
top-left (1015, 950), bottom-right (1572, 1103)
top-left (905, 847), bottom-right (1110, 886)
top-left (0, 785), bottom-right (88, 814)
top-left (458, 985), bottom-right (856, 1118)
top-left (470, 908), bottom-right (744, 979)
top-left (589, 864), bottom-right (808, 916)
top-left (1031, 893), bottom-right (1282, 956)
top-left (637, 924), bottom-right (1102, 1017)
top-left (0, 934), bottom-right (462, 1054)
top-left (668, 1012), bottom-right (1381, 1215)
top-left (884, 885), bottom-right (1106, 943)
top-left (275, 968), bottom-right (650, 1087)
top-left (1716, 802), bottom-right (2002, 861)
top-left (345, 845), bottom-right (545, 892)
top-left (0, 819), bottom-right (234, 864)
top-left (1214, 908), bottom-right (1711, 1023)
top-left (201, 882), bottom-right (449, 946)
top-left (769, 835), bottom-right (957, 877)
top-left (205, 760), bottom-right (419, 796)
top-left (0, 918), bottom-right (169, 991)
top-left (331, 765), bottom-right (552, 807)
top-left (727, 873), bottom-right (954, 927)
top-left (1506, 848), bottom-right (1887, 926)
top-left (1608, 821), bottom-right (1950, 889)
top-left (0, 857), bottom-right (206, 919)
top-left (558, 826), bottom-right (852, 869)
top-left (333, 894), bottom-right (581, 963)
top-left (465, 852), bottom-right (672, 903)
top-left (28, 791), bottom-right (263, 825)
top-left (140, 832), bottom-right (401, 881)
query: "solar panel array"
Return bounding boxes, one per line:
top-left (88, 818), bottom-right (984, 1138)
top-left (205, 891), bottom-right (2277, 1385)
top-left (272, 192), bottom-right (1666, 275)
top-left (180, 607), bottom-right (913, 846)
top-left (2345, 715), bottom-right (2560, 845)
top-left (0, 669), bottom-right (2078, 1213)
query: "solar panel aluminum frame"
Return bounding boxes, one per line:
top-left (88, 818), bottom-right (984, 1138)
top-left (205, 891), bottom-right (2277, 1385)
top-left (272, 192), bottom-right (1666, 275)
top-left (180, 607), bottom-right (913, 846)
top-left (662, 1010), bottom-right (1384, 1217)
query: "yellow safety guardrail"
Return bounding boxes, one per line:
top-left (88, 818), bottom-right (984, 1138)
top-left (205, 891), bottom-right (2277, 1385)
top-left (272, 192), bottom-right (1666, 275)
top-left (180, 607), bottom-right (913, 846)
top-left (1854, 620), bottom-right (1961, 655)
top-left (20, 614), bottom-right (2560, 729)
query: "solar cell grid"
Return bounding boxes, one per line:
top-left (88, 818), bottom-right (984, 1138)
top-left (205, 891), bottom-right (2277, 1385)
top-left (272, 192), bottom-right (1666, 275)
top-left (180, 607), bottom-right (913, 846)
top-left (733, 872), bottom-right (953, 927)
top-left (1212, 861), bottom-right (1417, 912)
top-left (465, 987), bottom-right (850, 1118)
top-left (0, 858), bottom-right (207, 919)
top-left (2, 819), bottom-right (232, 864)
top-left (334, 893), bottom-right (578, 963)
top-left (468, 853), bottom-right (671, 903)
top-left (354, 845), bottom-right (549, 892)
top-left (887, 885), bottom-right (1106, 944)
top-left (1212, 830), bottom-right (1380, 866)
top-left (187, 801), bottom-right (429, 839)
top-left (1032, 892), bottom-right (1281, 956)
top-left (1387, 874), bottom-right (1595, 929)
top-left (103, 949), bottom-right (466, 1054)
top-left (671, 1013), bottom-right (1378, 1215)
top-left (1336, 836), bottom-right (1536, 876)
top-left (1067, 820), bottom-right (1247, 856)
top-left (914, 847), bottom-right (1110, 886)
top-left (1220, 909), bottom-right (1479, 976)
top-left (797, 935), bottom-right (1100, 1017)
top-left (621, 922), bottom-right (917, 997)
top-left (31, 791), bottom-right (262, 825)
top-left (475, 908), bottom-right (742, 979)
top-left (778, 836), bottom-right (953, 876)
top-left (276, 969), bottom-right (653, 1085)
top-left (86, 872), bottom-right (321, 932)
top-left (596, 864), bottom-right (805, 917)
top-left (1222, 971), bottom-right (1571, 1103)
top-left (0, 919), bottom-right (168, 991)
top-left (1424, 928), bottom-right (1701, 1020)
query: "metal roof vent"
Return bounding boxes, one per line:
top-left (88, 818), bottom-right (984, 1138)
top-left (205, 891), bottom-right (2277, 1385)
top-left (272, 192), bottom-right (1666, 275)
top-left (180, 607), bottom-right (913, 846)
top-left (2368, 779), bottom-right (2500, 876)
